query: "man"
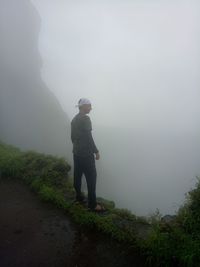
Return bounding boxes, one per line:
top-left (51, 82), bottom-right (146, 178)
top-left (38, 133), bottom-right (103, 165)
top-left (71, 98), bottom-right (104, 212)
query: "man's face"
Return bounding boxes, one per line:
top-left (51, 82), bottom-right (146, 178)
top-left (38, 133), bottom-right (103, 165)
top-left (82, 104), bottom-right (92, 114)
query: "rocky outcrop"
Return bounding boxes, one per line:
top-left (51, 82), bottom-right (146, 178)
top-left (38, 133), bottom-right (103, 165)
top-left (0, 0), bottom-right (71, 157)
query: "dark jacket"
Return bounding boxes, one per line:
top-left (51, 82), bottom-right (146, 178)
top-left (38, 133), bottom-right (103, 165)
top-left (71, 113), bottom-right (98, 157)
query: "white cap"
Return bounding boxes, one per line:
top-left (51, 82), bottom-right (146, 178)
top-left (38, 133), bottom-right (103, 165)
top-left (77, 98), bottom-right (91, 107)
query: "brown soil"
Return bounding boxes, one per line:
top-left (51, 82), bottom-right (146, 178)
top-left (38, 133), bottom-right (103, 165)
top-left (0, 178), bottom-right (145, 267)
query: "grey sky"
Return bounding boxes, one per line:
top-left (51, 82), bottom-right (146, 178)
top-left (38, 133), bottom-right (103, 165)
top-left (31, 0), bottom-right (200, 215)
top-left (31, 0), bottom-right (199, 131)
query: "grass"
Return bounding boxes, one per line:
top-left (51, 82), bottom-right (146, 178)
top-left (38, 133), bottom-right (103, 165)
top-left (0, 142), bottom-right (144, 243)
top-left (1, 141), bottom-right (200, 266)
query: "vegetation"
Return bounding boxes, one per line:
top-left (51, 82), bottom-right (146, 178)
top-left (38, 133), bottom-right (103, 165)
top-left (0, 142), bottom-right (145, 243)
top-left (1, 141), bottom-right (200, 266)
top-left (139, 181), bottom-right (200, 267)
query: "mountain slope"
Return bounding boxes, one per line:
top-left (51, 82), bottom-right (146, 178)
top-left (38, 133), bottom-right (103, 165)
top-left (0, 0), bottom-right (71, 157)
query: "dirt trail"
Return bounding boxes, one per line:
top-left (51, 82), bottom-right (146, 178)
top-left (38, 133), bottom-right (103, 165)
top-left (0, 179), bottom-right (145, 267)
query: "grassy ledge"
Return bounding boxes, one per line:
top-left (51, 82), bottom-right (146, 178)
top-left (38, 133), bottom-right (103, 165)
top-left (1, 142), bottom-right (200, 266)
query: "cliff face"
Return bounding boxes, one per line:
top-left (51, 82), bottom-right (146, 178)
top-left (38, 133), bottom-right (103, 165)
top-left (0, 0), bottom-right (71, 157)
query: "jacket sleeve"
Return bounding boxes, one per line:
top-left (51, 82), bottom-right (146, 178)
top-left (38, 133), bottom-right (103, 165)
top-left (83, 116), bottom-right (99, 154)
top-left (88, 131), bottom-right (99, 154)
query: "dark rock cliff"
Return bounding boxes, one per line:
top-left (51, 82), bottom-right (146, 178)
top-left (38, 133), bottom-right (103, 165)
top-left (0, 0), bottom-right (71, 158)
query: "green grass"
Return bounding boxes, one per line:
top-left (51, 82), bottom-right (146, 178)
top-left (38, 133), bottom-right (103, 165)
top-left (0, 142), bottom-right (143, 244)
top-left (1, 141), bottom-right (200, 266)
top-left (143, 178), bottom-right (200, 267)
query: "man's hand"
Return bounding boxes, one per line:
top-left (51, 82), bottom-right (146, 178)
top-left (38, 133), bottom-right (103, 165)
top-left (95, 152), bottom-right (100, 160)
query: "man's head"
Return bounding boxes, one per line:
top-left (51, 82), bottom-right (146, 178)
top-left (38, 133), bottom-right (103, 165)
top-left (77, 98), bottom-right (92, 114)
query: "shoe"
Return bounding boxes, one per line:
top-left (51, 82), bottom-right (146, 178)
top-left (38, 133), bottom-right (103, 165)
top-left (88, 203), bottom-right (107, 213)
top-left (74, 197), bottom-right (87, 205)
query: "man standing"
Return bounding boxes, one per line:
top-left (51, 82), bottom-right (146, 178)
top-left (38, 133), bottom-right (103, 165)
top-left (71, 98), bottom-right (104, 212)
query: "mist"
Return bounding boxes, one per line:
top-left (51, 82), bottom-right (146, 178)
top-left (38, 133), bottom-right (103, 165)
top-left (8, 0), bottom-right (200, 215)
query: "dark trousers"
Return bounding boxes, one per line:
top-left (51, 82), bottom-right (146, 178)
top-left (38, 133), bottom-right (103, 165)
top-left (73, 154), bottom-right (97, 209)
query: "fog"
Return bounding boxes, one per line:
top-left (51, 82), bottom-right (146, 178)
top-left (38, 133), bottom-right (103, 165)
top-left (29, 0), bottom-right (200, 215)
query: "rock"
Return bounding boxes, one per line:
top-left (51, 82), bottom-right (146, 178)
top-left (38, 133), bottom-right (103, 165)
top-left (161, 215), bottom-right (176, 224)
top-left (0, 0), bottom-right (71, 158)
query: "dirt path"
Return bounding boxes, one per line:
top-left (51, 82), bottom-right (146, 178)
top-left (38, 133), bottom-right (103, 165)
top-left (0, 178), bottom-right (145, 267)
